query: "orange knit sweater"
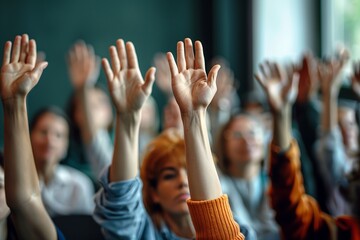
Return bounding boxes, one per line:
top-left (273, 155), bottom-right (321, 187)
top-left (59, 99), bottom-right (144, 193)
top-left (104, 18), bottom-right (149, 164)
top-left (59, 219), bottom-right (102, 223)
top-left (187, 195), bottom-right (244, 240)
top-left (270, 140), bottom-right (360, 240)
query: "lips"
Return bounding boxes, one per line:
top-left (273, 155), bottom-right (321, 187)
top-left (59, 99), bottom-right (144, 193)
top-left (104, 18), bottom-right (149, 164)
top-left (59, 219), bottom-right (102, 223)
top-left (176, 193), bottom-right (190, 201)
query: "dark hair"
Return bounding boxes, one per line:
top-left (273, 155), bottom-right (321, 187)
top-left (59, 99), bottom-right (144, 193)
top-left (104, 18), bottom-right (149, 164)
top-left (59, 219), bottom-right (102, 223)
top-left (30, 106), bottom-right (70, 132)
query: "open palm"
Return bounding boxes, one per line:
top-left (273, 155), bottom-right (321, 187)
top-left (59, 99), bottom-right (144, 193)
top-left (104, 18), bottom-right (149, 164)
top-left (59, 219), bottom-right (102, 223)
top-left (255, 62), bottom-right (299, 113)
top-left (167, 39), bottom-right (219, 114)
top-left (1, 35), bottom-right (47, 101)
top-left (102, 39), bottom-right (155, 114)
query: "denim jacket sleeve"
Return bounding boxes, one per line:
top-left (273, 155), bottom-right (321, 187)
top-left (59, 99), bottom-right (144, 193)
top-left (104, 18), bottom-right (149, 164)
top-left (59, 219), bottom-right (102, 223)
top-left (93, 168), bottom-right (157, 240)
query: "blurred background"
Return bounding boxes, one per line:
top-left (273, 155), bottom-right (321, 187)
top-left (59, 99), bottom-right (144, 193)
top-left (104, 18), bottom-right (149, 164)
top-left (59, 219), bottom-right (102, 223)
top-left (0, 0), bottom-right (359, 147)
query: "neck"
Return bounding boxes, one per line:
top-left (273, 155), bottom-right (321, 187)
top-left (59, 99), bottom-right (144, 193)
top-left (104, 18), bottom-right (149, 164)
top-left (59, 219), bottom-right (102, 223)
top-left (0, 217), bottom-right (7, 240)
top-left (163, 212), bottom-right (195, 239)
top-left (228, 161), bottom-right (261, 180)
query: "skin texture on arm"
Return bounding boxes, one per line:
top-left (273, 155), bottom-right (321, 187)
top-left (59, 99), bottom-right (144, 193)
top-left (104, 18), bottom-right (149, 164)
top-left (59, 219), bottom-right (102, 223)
top-left (318, 53), bottom-right (348, 134)
top-left (67, 41), bottom-right (101, 145)
top-left (167, 38), bottom-right (244, 240)
top-left (102, 39), bottom-right (155, 182)
top-left (167, 38), bottom-right (221, 201)
top-left (0, 34), bottom-right (57, 240)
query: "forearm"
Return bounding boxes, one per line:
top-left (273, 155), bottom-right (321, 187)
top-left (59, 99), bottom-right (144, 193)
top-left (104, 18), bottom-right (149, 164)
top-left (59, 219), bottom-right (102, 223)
top-left (272, 105), bottom-right (293, 151)
top-left (181, 109), bottom-right (222, 201)
top-left (109, 112), bottom-right (140, 182)
top-left (2, 98), bottom-right (41, 207)
top-left (76, 86), bottom-right (97, 145)
top-left (321, 93), bottom-right (338, 133)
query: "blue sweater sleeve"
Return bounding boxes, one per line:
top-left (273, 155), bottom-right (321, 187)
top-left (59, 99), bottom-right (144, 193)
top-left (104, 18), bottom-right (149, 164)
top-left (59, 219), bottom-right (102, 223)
top-left (93, 168), bottom-right (156, 240)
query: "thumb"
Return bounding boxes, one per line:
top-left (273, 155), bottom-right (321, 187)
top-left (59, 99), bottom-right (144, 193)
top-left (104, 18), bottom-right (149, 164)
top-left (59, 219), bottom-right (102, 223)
top-left (208, 64), bottom-right (221, 88)
top-left (143, 67), bottom-right (156, 95)
top-left (30, 61), bottom-right (48, 82)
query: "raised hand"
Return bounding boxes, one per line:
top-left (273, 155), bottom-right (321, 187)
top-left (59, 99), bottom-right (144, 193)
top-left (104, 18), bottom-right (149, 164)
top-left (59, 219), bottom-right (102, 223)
top-left (351, 61), bottom-right (360, 99)
top-left (67, 41), bottom-right (100, 89)
top-left (153, 52), bottom-right (172, 96)
top-left (210, 57), bottom-right (235, 110)
top-left (102, 39), bottom-right (155, 114)
top-left (296, 53), bottom-right (319, 103)
top-left (166, 38), bottom-right (220, 114)
top-left (1, 34), bottom-right (48, 101)
top-left (318, 50), bottom-right (348, 97)
top-left (255, 61), bottom-right (299, 113)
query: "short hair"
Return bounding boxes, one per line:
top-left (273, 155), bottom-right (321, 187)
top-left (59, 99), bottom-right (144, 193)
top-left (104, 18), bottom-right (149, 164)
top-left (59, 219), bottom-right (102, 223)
top-left (140, 128), bottom-right (186, 229)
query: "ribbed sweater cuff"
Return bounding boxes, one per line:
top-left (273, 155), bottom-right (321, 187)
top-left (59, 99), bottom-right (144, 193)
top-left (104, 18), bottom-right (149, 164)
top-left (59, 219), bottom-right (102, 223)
top-left (187, 194), bottom-right (244, 240)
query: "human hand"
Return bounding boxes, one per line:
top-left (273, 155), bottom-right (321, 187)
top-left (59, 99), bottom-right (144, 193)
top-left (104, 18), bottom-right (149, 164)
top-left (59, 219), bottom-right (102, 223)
top-left (166, 38), bottom-right (220, 115)
top-left (209, 57), bottom-right (235, 110)
top-left (102, 39), bottom-right (155, 114)
top-left (255, 61), bottom-right (299, 113)
top-left (296, 53), bottom-right (319, 103)
top-left (154, 53), bottom-right (172, 97)
top-left (67, 41), bottom-right (100, 89)
top-left (318, 49), bottom-right (348, 97)
top-left (0, 34), bottom-right (48, 102)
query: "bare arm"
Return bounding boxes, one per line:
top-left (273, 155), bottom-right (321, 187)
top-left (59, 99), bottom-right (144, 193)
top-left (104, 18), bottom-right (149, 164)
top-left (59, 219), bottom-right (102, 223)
top-left (255, 62), bottom-right (299, 150)
top-left (67, 41), bottom-right (101, 144)
top-left (318, 53), bottom-right (348, 133)
top-left (167, 38), bottom-right (221, 200)
top-left (0, 34), bottom-right (56, 240)
top-left (102, 39), bottom-right (155, 182)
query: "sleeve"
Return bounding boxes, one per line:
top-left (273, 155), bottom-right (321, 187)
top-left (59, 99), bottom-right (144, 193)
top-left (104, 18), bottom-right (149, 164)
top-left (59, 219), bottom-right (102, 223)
top-left (269, 140), bottom-right (333, 239)
top-left (187, 194), bottom-right (245, 240)
top-left (85, 129), bottom-right (113, 178)
top-left (315, 126), bottom-right (348, 183)
top-left (93, 168), bottom-right (153, 240)
top-left (56, 226), bottom-right (66, 240)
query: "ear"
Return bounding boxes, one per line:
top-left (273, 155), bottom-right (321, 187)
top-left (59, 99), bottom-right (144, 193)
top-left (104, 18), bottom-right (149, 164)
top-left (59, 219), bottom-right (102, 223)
top-left (150, 188), bottom-right (160, 204)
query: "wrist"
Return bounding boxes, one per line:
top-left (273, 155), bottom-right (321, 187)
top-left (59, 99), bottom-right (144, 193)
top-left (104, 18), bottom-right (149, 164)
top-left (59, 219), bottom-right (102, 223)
top-left (2, 96), bottom-right (27, 110)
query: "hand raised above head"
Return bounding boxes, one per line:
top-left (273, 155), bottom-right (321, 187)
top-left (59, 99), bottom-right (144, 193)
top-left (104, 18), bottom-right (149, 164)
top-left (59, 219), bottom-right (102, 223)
top-left (166, 38), bottom-right (220, 115)
top-left (102, 39), bottom-right (156, 114)
top-left (255, 61), bottom-right (299, 113)
top-left (1, 34), bottom-right (48, 102)
top-left (67, 40), bottom-right (100, 89)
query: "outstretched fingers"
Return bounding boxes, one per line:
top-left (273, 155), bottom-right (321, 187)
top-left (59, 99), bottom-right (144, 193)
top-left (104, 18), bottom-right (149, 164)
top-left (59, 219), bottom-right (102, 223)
top-left (109, 45), bottom-right (120, 74)
top-left (208, 64), bottom-right (220, 88)
top-left (194, 41), bottom-right (205, 71)
top-left (184, 38), bottom-right (194, 69)
top-left (126, 42), bottom-right (139, 69)
top-left (176, 41), bottom-right (186, 73)
top-left (102, 58), bottom-right (114, 82)
top-left (2, 41), bottom-right (12, 66)
top-left (116, 39), bottom-right (127, 70)
top-left (167, 52), bottom-right (179, 78)
top-left (142, 67), bottom-right (156, 95)
top-left (10, 35), bottom-right (22, 63)
top-left (26, 39), bottom-right (37, 67)
top-left (19, 34), bottom-right (29, 63)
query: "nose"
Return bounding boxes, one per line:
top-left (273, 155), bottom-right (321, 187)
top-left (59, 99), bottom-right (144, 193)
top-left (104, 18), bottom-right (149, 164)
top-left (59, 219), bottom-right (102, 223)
top-left (178, 168), bottom-right (189, 189)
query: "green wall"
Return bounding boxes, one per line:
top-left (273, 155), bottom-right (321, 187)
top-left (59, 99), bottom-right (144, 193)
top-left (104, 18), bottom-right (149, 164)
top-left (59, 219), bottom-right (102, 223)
top-left (0, 0), bottom-right (203, 147)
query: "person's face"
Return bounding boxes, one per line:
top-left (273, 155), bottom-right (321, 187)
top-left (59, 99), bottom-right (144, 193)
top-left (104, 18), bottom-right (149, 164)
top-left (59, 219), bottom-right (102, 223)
top-left (74, 88), bottom-right (113, 130)
top-left (225, 116), bottom-right (265, 166)
top-left (338, 107), bottom-right (359, 152)
top-left (31, 112), bottom-right (69, 169)
top-left (151, 163), bottom-right (190, 216)
top-left (0, 168), bottom-right (10, 221)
